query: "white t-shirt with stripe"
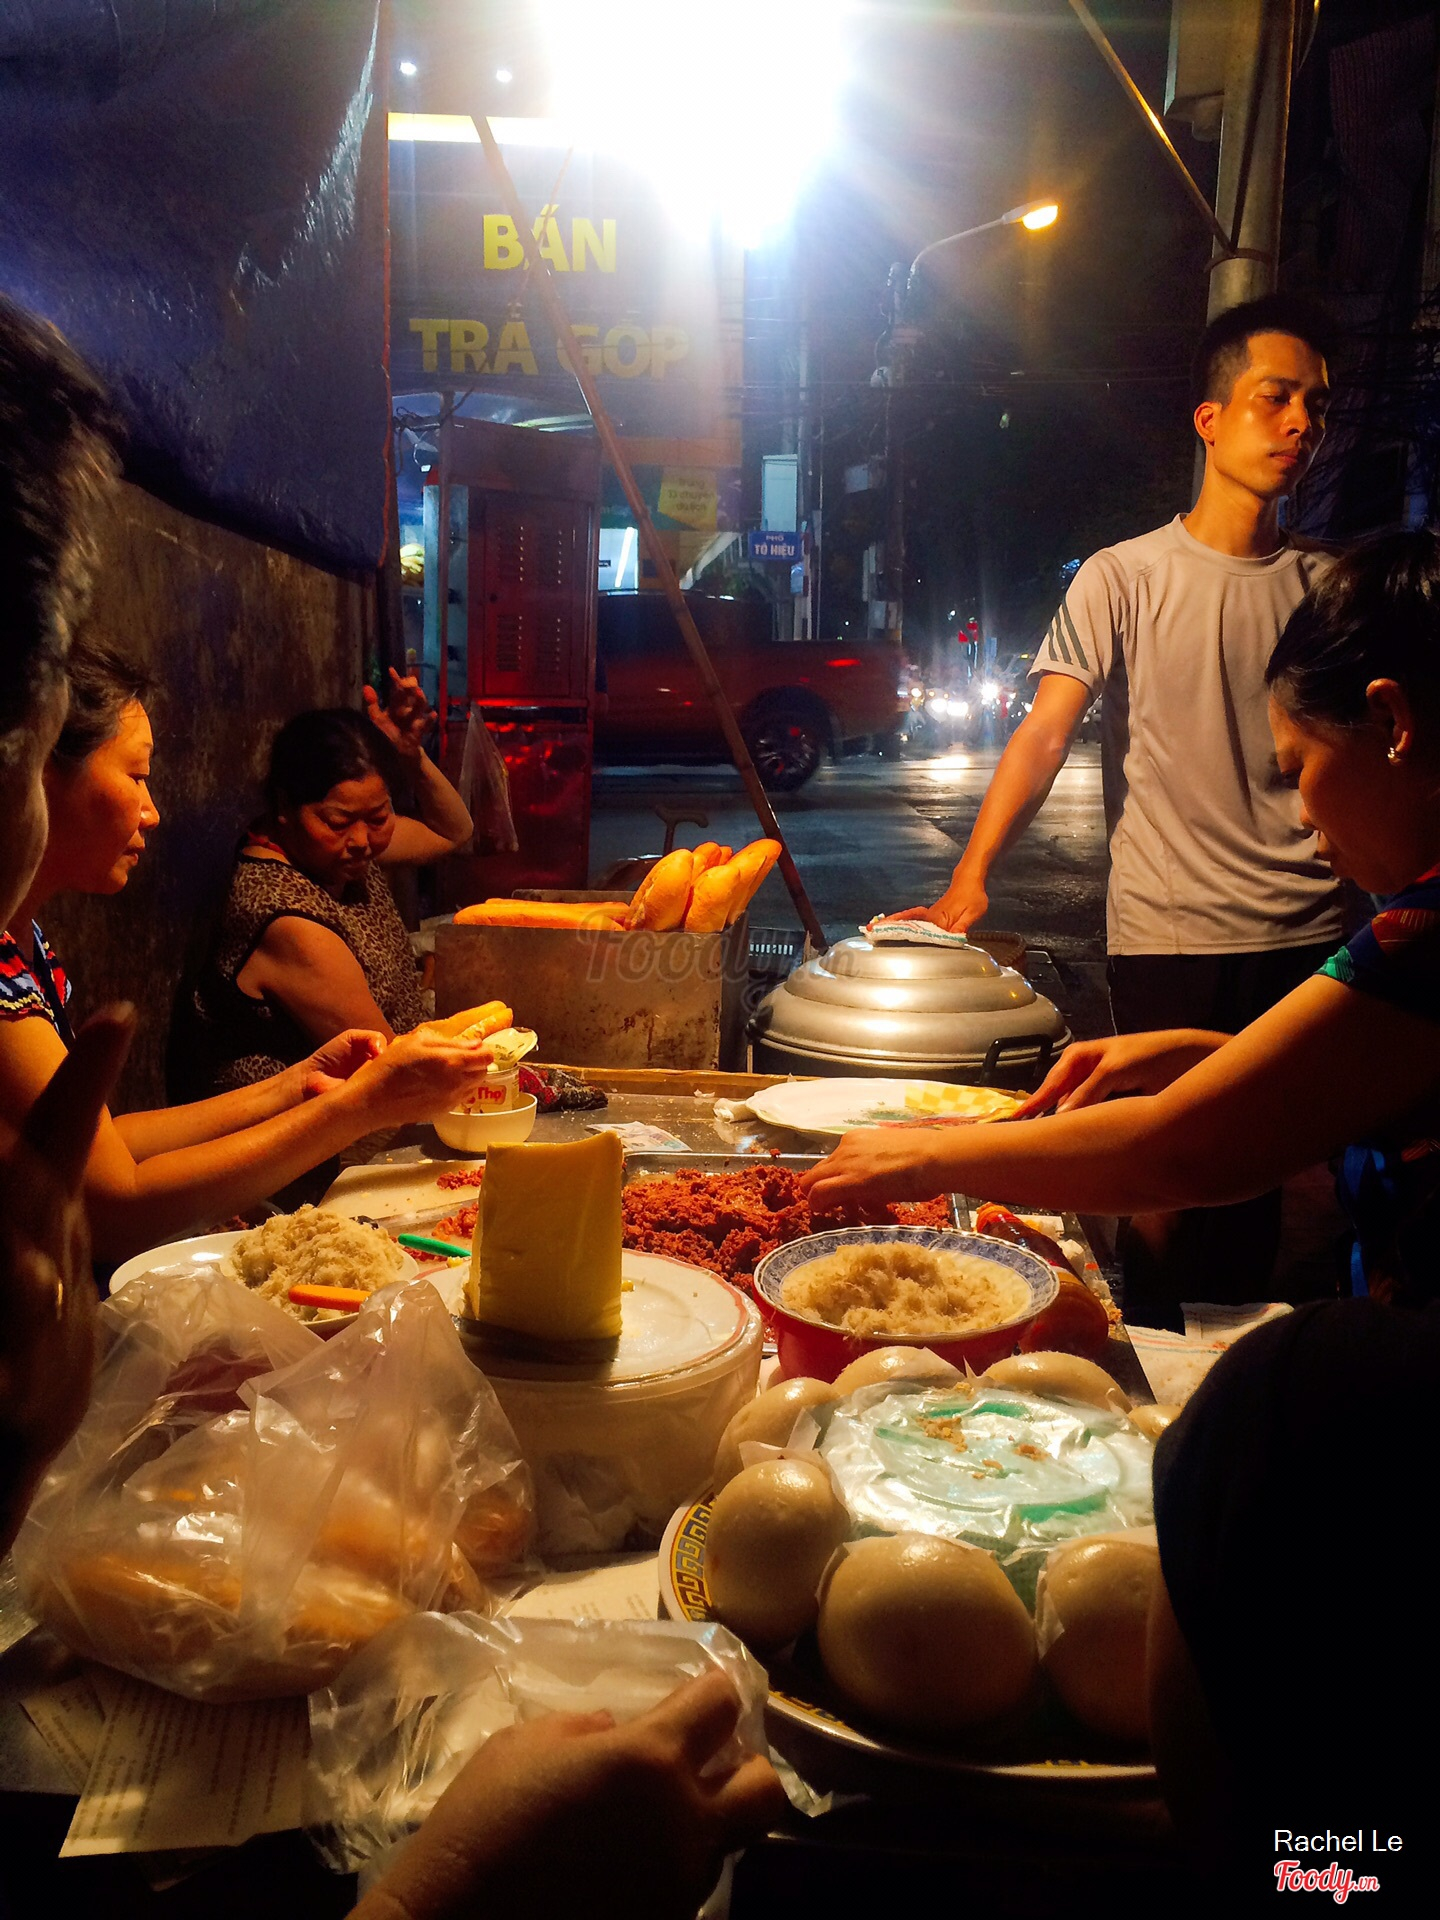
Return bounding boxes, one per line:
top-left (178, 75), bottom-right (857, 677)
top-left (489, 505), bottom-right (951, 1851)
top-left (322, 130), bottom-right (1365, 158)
top-left (1031, 514), bottom-right (1344, 956)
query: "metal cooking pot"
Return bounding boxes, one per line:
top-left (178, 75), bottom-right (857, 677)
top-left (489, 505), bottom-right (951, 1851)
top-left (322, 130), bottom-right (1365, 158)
top-left (749, 935), bottom-right (1069, 1087)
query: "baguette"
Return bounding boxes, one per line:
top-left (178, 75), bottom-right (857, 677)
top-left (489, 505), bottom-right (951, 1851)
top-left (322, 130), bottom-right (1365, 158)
top-left (726, 838), bottom-right (782, 913)
top-left (628, 848), bottom-right (695, 930)
top-left (454, 901), bottom-right (627, 930)
top-left (684, 862), bottom-right (749, 932)
top-left (424, 999), bottom-right (514, 1041)
top-left (689, 842), bottom-right (727, 877)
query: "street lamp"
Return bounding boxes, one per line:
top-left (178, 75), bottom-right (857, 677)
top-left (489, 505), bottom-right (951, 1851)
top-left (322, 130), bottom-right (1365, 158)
top-left (906, 199), bottom-right (1060, 307)
top-left (876, 198), bottom-right (1059, 659)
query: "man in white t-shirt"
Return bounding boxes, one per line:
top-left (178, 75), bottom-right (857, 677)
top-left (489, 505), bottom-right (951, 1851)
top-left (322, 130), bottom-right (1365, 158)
top-left (881, 293), bottom-right (1344, 1320)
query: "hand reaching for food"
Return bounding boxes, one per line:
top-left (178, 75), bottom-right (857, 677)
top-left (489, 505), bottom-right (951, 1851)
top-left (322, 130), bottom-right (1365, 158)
top-left (352, 1671), bottom-right (785, 1920)
top-left (798, 1127), bottom-right (951, 1215)
top-left (1015, 1029), bottom-right (1230, 1117)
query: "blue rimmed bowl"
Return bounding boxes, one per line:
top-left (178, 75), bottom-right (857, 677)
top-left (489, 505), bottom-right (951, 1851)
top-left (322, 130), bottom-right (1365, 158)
top-left (753, 1226), bottom-right (1058, 1381)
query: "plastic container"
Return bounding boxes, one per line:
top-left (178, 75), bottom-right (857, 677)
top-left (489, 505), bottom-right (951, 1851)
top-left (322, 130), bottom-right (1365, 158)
top-left (432, 1094), bottom-right (537, 1155)
top-left (459, 1251), bottom-right (763, 1554)
top-left (753, 1227), bottom-right (1057, 1381)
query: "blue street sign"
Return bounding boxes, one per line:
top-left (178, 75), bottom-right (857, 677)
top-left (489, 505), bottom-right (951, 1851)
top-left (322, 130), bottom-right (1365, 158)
top-left (747, 529), bottom-right (802, 562)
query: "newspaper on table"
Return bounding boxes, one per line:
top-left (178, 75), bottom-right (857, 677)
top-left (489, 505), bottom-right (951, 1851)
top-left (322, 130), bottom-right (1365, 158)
top-left (1126, 1301), bottom-right (1292, 1405)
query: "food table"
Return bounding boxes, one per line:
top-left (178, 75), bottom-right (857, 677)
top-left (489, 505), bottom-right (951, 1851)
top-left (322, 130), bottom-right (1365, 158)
top-left (0, 1067), bottom-right (1193, 1912)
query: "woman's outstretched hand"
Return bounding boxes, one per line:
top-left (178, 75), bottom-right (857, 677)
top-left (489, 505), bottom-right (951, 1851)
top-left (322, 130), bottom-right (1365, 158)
top-left (798, 1127), bottom-right (948, 1215)
top-left (353, 1671), bottom-right (786, 1920)
top-left (364, 667), bottom-right (434, 761)
top-left (1015, 1030), bottom-right (1230, 1117)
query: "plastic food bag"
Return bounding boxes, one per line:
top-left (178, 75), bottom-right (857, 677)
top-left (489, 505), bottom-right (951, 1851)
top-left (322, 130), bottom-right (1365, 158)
top-left (305, 1612), bottom-right (769, 1872)
top-left (457, 704), bottom-right (519, 855)
top-left (13, 1272), bottom-right (535, 1702)
top-left (819, 1380), bottom-right (1154, 1608)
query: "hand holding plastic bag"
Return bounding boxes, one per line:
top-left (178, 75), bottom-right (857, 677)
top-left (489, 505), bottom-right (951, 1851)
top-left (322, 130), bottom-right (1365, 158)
top-left (13, 1272), bottom-right (534, 1701)
top-left (307, 1613), bottom-right (773, 1875)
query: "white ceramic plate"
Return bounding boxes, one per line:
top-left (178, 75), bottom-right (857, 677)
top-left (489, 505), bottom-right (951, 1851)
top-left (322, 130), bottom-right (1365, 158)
top-left (748, 1077), bottom-right (1021, 1139)
top-left (108, 1228), bottom-right (433, 1319)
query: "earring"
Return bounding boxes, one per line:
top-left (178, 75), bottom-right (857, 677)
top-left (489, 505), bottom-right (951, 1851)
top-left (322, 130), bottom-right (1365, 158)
top-left (1388, 747), bottom-right (1401, 762)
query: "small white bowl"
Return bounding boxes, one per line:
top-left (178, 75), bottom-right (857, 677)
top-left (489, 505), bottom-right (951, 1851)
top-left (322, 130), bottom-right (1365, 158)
top-left (432, 1093), bottom-right (538, 1155)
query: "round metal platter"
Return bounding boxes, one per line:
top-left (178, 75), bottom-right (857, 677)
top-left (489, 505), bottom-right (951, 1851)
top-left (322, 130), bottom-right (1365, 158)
top-left (658, 1500), bottom-right (1155, 1788)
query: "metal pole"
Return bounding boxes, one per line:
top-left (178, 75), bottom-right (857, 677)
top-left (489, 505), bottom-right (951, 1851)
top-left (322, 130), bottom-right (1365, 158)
top-left (436, 405), bottom-right (453, 762)
top-left (1066, 0), bottom-right (1237, 258)
top-left (1207, 0), bottom-right (1296, 320)
top-left (473, 113), bottom-right (827, 951)
top-left (885, 384), bottom-right (906, 657)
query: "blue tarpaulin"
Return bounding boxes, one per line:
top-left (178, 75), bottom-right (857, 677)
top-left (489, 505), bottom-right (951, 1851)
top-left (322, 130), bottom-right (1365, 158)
top-left (0, 0), bottom-right (387, 573)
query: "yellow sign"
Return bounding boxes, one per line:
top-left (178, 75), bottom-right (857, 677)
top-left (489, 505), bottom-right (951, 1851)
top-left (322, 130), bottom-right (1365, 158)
top-left (407, 318), bottom-right (692, 380)
top-left (656, 468), bottom-right (719, 531)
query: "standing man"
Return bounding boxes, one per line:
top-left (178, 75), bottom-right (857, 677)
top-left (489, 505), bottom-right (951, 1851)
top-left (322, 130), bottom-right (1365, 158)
top-left (880, 293), bottom-right (1344, 1320)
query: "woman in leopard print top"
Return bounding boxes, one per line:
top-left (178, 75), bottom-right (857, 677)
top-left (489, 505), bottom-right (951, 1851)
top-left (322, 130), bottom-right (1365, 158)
top-left (190, 677), bottom-right (473, 1092)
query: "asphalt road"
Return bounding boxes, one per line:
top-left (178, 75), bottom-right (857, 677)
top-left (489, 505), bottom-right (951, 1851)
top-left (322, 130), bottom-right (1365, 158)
top-left (590, 741), bottom-right (1113, 1038)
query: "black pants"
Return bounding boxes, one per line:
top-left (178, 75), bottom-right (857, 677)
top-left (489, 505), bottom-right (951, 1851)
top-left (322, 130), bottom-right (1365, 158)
top-left (1106, 942), bottom-right (1337, 1330)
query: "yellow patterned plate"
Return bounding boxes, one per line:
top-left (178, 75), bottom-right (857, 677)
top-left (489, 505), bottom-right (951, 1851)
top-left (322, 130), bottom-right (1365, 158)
top-left (658, 1501), bottom-right (1155, 1788)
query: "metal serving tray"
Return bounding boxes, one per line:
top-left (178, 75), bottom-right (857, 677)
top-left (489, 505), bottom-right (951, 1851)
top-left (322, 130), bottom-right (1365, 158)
top-left (620, 1152), bottom-right (967, 1230)
top-left (622, 1151), bottom-right (821, 1182)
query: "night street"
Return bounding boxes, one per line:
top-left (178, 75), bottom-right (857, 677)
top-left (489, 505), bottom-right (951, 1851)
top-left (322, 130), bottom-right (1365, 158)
top-left (591, 741), bottom-right (1113, 1036)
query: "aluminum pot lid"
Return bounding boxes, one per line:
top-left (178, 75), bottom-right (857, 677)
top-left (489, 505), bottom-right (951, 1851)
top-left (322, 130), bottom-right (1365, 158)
top-left (752, 935), bottom-right (1066, 1061)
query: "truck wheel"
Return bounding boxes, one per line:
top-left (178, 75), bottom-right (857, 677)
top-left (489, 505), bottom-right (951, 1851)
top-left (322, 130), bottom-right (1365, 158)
top-left (743, 703), bottom-right (826, 790)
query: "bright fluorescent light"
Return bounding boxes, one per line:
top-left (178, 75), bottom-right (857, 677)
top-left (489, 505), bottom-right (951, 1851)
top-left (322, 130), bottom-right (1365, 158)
top-left (398, 59), bottom-right (418, 77)
top-left (615, 526), bottom-right (636, 590)
top-left (495, 67), bottom-right (513, 84)
top-left (388, 114), bottom-right (594, 150)
top-left (536, 0), bottom-right (849, 244)
top-left (388, 112), bottom-right (479, 143)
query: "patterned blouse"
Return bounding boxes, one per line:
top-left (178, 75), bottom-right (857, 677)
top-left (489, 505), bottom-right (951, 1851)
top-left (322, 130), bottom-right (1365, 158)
top-left (1319, 861), bottom-right (1440, 1304)
top-left (188, 852), bottom-right (423, 1093)
top-left (0, 923), bottom-right (74, 1042)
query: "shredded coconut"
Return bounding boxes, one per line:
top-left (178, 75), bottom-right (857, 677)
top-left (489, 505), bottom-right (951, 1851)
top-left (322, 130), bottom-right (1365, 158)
top-left (223, 1206), bottom-right (405, 1321)
top-left (780, 1241), bottom-right (1030, 1339)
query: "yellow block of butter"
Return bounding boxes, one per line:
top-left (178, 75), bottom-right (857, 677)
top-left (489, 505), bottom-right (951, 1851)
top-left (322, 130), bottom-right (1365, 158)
top-left (468, 1132), bottom-right (624, 1342)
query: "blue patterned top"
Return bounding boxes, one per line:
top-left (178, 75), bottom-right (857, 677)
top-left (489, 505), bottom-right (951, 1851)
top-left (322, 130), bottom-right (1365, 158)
top-left (1318, 863), bottom-right (1440, 1304)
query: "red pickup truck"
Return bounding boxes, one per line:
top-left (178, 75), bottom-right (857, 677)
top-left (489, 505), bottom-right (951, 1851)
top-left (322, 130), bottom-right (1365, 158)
top-left (594, 593), bottom-right (905, 789)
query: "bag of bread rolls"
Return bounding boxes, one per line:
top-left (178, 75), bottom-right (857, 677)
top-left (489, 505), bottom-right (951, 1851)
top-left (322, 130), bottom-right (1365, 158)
top-left (12, 1273), bottom-right (535, 1702)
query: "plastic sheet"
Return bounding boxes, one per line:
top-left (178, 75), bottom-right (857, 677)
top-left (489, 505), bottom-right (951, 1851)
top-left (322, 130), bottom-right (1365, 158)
top-left (819, 1381), bottom-right (1154, 1608)
top-left (0, 1), bottom-right (387, 571)
top-left (457, 705), bottom-right (520, 856)
top-left (13, 1272), bottom-right (535, 1701)
top-left (305, 1612), bottom-right (769, 1872)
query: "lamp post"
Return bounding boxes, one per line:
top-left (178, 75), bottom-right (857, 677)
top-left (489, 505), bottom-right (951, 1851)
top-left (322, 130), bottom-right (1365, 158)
top-left (875, 200), bottom-right (1058, 659)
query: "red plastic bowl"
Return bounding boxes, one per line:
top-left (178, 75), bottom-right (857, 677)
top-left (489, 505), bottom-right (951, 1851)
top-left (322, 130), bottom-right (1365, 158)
top-left (752, 1227), bottom-right (1059, 1383)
